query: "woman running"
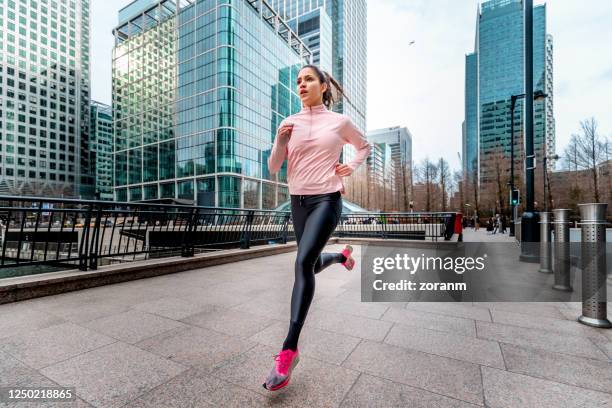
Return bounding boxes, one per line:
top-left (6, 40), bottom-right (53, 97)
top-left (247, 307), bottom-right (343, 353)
top-left (263, 65), bottom-right (371, 391)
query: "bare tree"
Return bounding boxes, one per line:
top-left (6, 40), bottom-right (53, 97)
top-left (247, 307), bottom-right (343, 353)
top-left (416, 158), bottom-right (438, 212)
top-left (438, 158), bottom-right (451, 211)
top-left (470, 159), bottom-right (479, 217)
top-left (453, 170), bottom-right (464, 212)
top-left (564, 118), bottom-right (608, 202)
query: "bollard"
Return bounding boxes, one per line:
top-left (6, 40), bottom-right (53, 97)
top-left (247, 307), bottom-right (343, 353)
top-left (552, 209), bottom-right (572, 291)
top-left (577, 203), bottom-right (611, 328)
top-left (538, 212), bottom-right (552, 273)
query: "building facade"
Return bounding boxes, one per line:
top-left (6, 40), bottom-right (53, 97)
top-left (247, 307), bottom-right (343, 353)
top-left (0, 0), bottom-right (91, 197)
top-left (366, 126), bottom-right (413, 211)
top-left (464, 52), bottom-right (478, 179)
top-left (90, 100), bottom-right (113, 200)
top-left (285, 7), bottom-right (332, 73)
top-left (465, 0), bottom-right (554, 190)
top-left (112, 0), bottom-right (310, 208)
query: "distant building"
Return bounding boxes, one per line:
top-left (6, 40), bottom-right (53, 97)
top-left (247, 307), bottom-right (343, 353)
top-left (366, 126), bottom-right (413, 211)
top-left (464, 0), bottom-right (555, 191)
top-left (90, 101), bottom-right (113, 200)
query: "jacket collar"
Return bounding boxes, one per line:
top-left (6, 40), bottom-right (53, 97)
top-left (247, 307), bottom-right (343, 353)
top-left (301, 103), bottom-right (327, 113)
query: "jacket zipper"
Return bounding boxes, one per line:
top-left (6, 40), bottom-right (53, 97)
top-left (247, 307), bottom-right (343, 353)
top-left (309, 105), bottom-right (313, 139)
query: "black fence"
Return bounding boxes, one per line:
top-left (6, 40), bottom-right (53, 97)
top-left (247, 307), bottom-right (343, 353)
top-left (0, 196), bottom-right (457, 273)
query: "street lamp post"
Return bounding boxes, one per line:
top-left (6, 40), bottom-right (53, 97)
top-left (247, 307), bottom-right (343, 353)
top-left (543, 153), bottom-right (559, 211)
top-left (509, 91), bottom-right (547, 239)
top-left (509, 94), bottom-right (525, 237)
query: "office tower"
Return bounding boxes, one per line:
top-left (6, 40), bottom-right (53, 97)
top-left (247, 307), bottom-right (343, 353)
top-left (366, 126), bottom-right (413, 211)
top-left (112, 0), bottom-right (310, 208)
top-left (366, 141), bottom-right (395, 211)
top-left (465, 0), bottom-right (554, 189)
top-left (464, 52), bottom-right (478, 179)
top-left (90, 101), bottom-right (113, 200)
top-left (0, 0), bottom-right (91, 197)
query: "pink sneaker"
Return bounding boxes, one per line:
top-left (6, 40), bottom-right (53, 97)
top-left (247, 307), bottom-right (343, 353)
top-left (263, 348), bottom-right (300, 391)
top-left (341, 245), bottom-right (355, 270)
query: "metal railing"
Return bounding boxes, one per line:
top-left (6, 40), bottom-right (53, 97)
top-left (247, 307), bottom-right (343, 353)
top-left (0, 196), bottom-right (456, 273)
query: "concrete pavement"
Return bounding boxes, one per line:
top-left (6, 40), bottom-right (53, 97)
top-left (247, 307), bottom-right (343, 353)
top-left (0, 243), bottom-right (611, 407)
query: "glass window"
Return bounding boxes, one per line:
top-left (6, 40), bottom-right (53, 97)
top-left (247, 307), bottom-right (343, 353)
top-left (196, 177), bottom-right (215, 207)
top-left (178, 180), bottom-right (194, 201)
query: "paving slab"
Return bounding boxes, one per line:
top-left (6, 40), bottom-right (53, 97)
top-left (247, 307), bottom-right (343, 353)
top-left (181, 305), bottom-right (276, 338)
top-left (230, 296), bottom-right (293, 322)
top-left (0, 302), bottom-right (65, 339)
top-left (211, 343), bottom-right (360, 408)
top-left (476, 321), bottom-right (608, 361)
top-left (382, 306), bottom-right (477, 336)
top-left (592, 336), bottom-right (612, 360)
top-left (384, 323), bottom-right (505, 369)
top-left (39, 342), bottom-right (187, 408)
top-left (343, 340), bottom-right (484, 405)
top-left (313, 296), bottom-right (389, 319)
top-left (26, 292), bottom-right (131, 324)
top-left (132, 296), bottom-right (214, 320)
top-left (472, 302), bottom-right (566, 320)
top-left (501, 343), bottom-right (612, 394)
top-left (305, 309), bottom-right (393, 342)
top-left (129, 368), bottom-right (269, 408)
top-left (0, 352), bottom-right (93, 406)
top-left (339, 373), bottom-right (479, 408)
top-left (169, 285), bottom-right (253, 308)
top-left (249, 320), bottom-right (362, 365)
top-left (0, 351), bottom-right (56, 387)
top-left (482, 366), bottom-right (612, 408)
top-left (0, 322), bottom-right (116, 369)
top-left (335, 289), bottom-right (408, 309)
top-left (83, 309), bottom-right (187, 344)
top-left (490, 309), bottom-right (609, 341)
top-left (135, 326), bottom-right (256, 373)
top-left (404, 302), bottom-right (493, 322)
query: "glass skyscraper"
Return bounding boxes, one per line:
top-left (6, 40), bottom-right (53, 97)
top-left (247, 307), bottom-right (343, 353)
top-left (0, 0), bottom-right (91, 197)
top-left (285, 7), bottom-right (332, 74)
top-left (465, 0), bottom-right (554, 186)
top-left (90, 100), bottom-right (113, 200)
top-left (112, 0), bottom-right (310, 208)
top-left (464, 52), bottom-right (478, 179)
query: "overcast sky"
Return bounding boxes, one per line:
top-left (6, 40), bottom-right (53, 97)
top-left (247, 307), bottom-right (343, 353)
top-left (91, 0), bottom-right (612, 172)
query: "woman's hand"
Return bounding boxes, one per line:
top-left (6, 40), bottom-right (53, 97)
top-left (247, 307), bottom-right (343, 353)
top-left (276, 123), bottom-right (294, 145)
top-left (335, 164), bottom-right (353, 177)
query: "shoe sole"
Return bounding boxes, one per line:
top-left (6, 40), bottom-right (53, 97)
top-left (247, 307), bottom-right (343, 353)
top-left (264, 376), bottom-right (290, 391)
top-left (263, 355), bottom-right (300, 392)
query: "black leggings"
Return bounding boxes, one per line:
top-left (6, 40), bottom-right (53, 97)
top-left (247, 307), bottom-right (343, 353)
top-left (283, 191), bottom-right (344, 351)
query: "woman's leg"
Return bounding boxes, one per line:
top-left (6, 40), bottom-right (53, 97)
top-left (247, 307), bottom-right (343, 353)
top-left (313, 252), bottom-right (346, 274)
top-left (282, 196), bottom-right (341, 351)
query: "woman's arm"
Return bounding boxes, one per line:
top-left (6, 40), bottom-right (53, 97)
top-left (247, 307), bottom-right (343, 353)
top-left (341, 117), bottom-right (371, 171)
top-left (268, 121), bottom-right (293, 175)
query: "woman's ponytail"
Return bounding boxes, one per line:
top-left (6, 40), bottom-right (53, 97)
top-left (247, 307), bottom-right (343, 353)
top-left (300, 64), bottom-right (348, 109)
